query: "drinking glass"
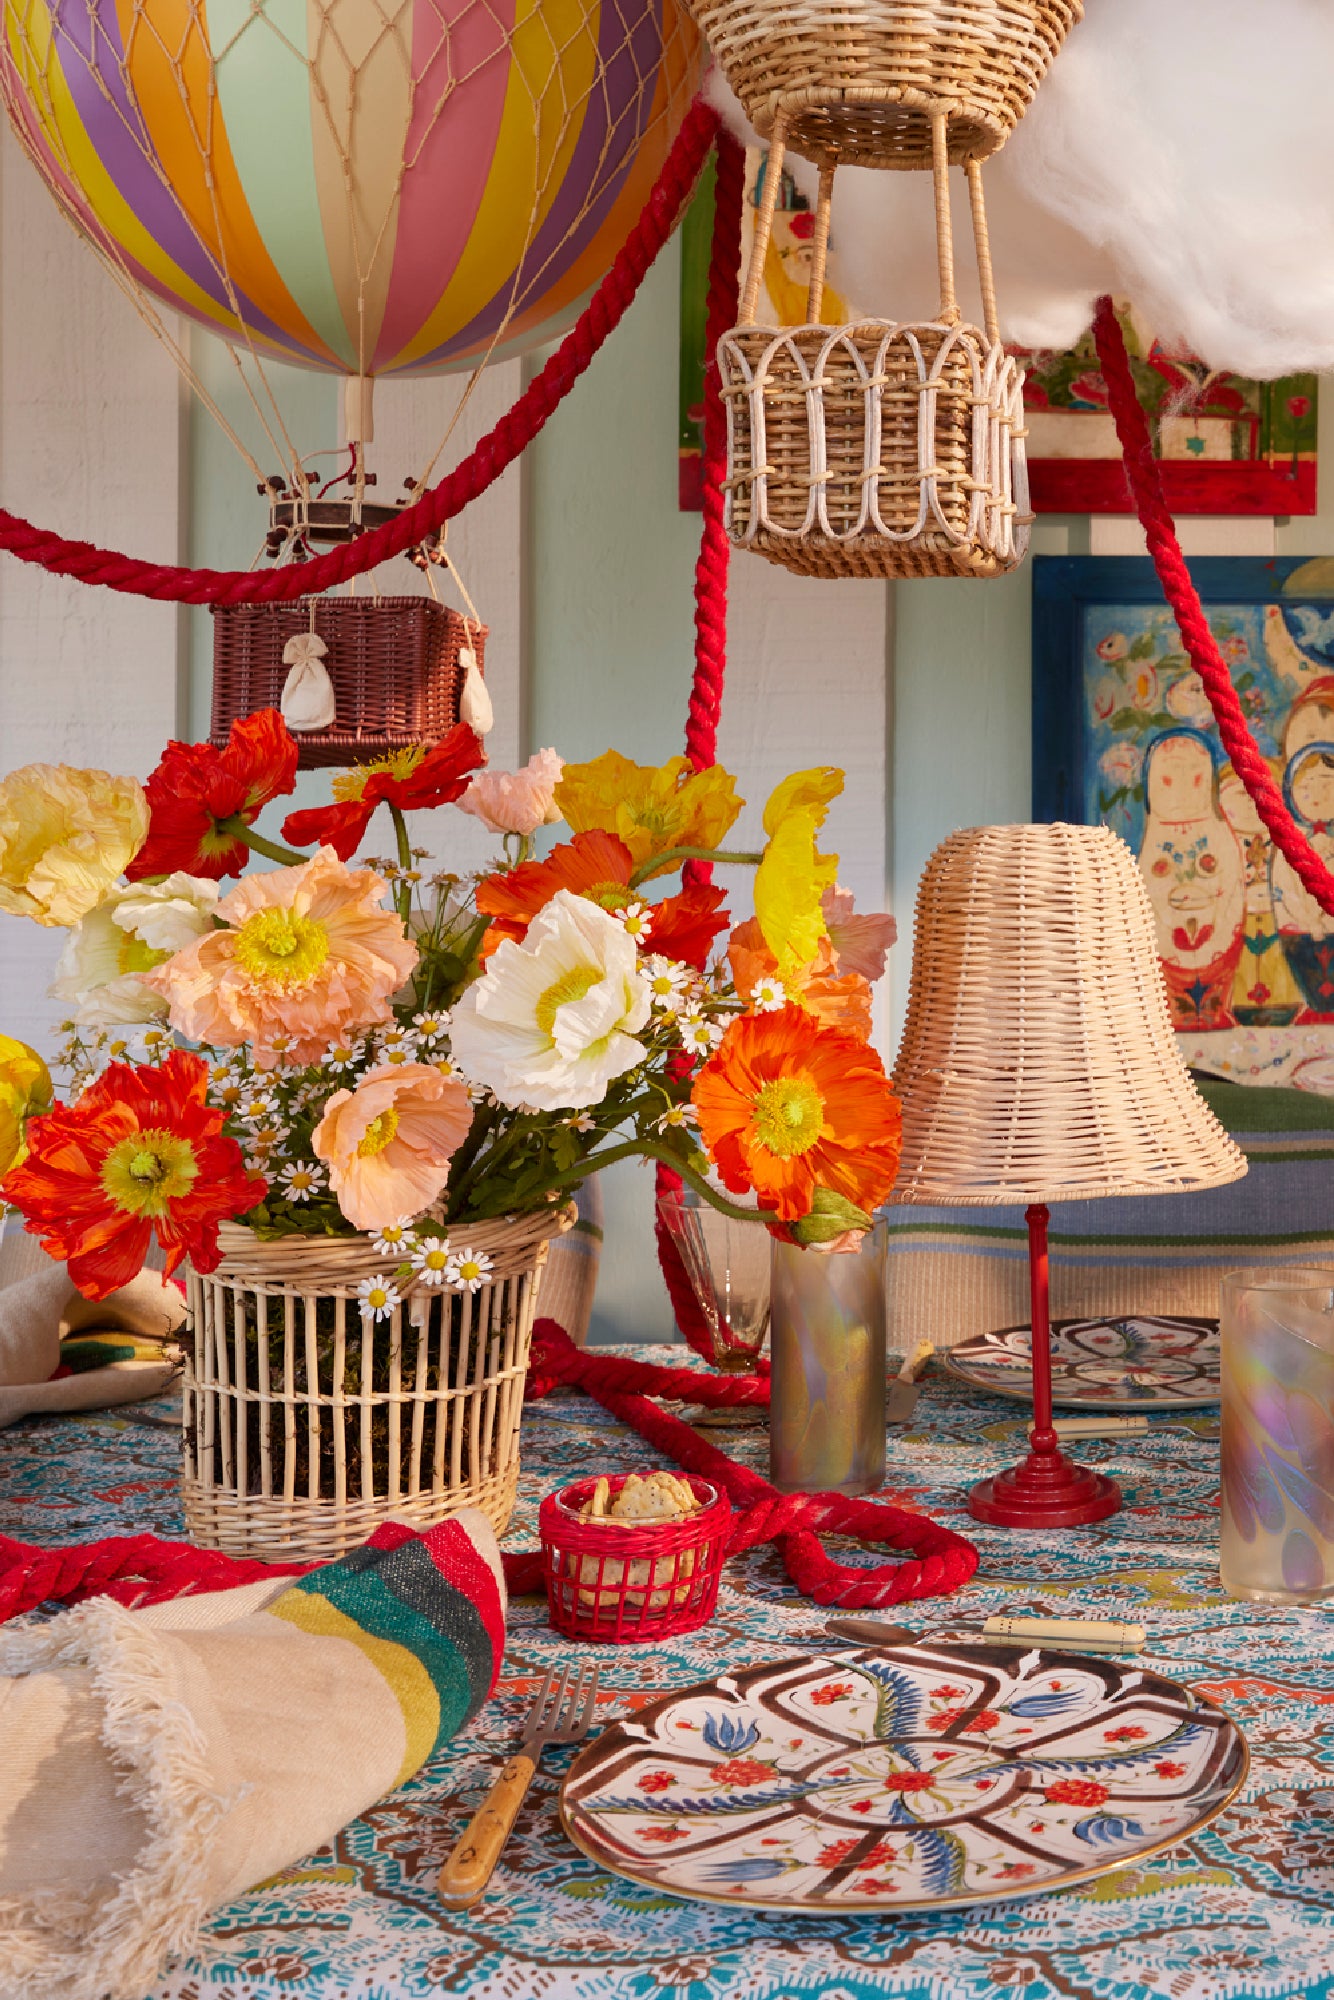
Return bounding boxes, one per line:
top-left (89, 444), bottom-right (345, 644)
top-left (656, 1189), bottom-right (772, 1373)
top-left (1220, 1265), bottom-right (1334, 1602)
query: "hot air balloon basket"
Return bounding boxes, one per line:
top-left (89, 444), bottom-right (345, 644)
top-left (181, 1206), bottom-right (572, 1565)
top-left (720, 318), bottom-right (1031, 581)
top-left (687, 0), bottom-right (1081, 169)
top-left (210, 597), bottom-right (485, 770)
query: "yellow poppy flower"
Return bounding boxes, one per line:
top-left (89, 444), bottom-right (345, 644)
top-left (753, 768), bottom-right (845, 978)
top-left (0, 763), bottom-right (149, 927)
top-left (555, 751), bottom-right (743, 877)
top-left (0, 1033), bottom-right (53, 1177)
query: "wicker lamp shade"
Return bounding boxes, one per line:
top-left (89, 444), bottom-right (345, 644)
top-left (689, 0), bottom-right (1082, 171)
top-left (891, 822), bottom-right (1247, 1208)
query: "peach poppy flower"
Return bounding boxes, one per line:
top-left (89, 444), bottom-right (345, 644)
top-left (144, 847), bottom-right (417, 1066)
top-left (312, 1062), bottom-right (472, 1231)
top-left (457, 748), bottom-right (566, 837)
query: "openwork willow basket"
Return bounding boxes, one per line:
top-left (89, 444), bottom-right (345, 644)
top-left (720, 116), bottom-right (1030, 580)
top-left (183, 1204), bottom-right (573, 1564)
top-left (210, 596), bottom-right (485, 771)
top-left (689, 0), bottom-right (1081, 169)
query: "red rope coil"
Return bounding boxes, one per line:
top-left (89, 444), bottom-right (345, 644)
top-left (0, 101), bottom-right (720, 607)
top-left (1093, 295), bottom-right (1334, 917)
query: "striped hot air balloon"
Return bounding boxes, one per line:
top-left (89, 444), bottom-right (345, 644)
top-left (0, 0), bottom-right (702, 379)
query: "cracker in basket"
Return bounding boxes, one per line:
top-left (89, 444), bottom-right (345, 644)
top-left (580, 1475), bottom-right (611, 1521)
top-left (609, 1470), bottom-right (699, 1522)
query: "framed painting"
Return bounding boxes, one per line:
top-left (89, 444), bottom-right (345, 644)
top-left (1018, 305), bottom-right (1318, 516)
top-left (1033, 555), bottom-right (1334, 1089)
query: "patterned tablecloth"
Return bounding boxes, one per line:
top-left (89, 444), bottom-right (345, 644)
top-left (3, 1350), bottom-right (1333, 2000)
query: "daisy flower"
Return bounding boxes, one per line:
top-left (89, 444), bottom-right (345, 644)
top-left (377, 1044), bottom-right (417, 1068)
top-left (377, 1024), bottom-right (418, 1052)
top-left (357, 1276), bottom-right (401, 1322)
top-left (279, 1161), bottom-right (326, 1203)
top-left (372, 1217), bottom-right (417, 1257)
top-left (235, 1087), bottom-right (279, 1124)
top-left (750, 975), bottom-right (788, 1013)
top-left (642, 956), bottom-right (691, 1011)
top-left (412, 1011), bottom-right (450, 1046)
top-left (431, 1054), bottom-right (464, 1082)
top-left (445, 1246), bottom-right (493, 1293)
top-left (568, 1111), bottom-right (597, 1133)
top-left (323, 1038), bottom-right (366, 1073)
top-left (655, 1102), bottom-right (698, 1133)
top-left (618, 901), bottom-right (653, 945)
top-left (678, 1011), bottom-right (724, 1057)
top-left (410, 1239), bottom-right (452, 1285)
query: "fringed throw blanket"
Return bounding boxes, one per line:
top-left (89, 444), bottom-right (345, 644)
top-left (0, 1513), bottom-right (505, 2000)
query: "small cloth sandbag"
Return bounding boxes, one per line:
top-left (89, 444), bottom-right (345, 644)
top-left (0, 1513), bottom-right (506, 2000)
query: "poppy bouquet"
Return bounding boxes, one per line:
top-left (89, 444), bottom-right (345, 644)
top-left (0, 711), bottom-right (902, 1307)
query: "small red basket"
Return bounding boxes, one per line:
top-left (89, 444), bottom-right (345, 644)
top-left (539, 1471), bottom-right (732, 1643)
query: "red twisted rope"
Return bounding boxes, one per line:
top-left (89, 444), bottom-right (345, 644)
top-left (0, 1322), bottom-right (975, 1618)
top-left (657, 131), bottom-right (746, 1359)
top-left (1093, 296), bottom-right (1334, 916)
top-left (0, 101), bottom-right (720, 607)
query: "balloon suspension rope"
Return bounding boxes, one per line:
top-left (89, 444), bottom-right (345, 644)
top-left (0, 99), bottom-right (721, 606)
top-left (0, 1323), bottom-right (978, 1623)
top-left (1093, 296), bottom-right (1334, 917)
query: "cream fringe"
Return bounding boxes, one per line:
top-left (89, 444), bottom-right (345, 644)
top-left (0, 1599), bottom-right (242, 2000)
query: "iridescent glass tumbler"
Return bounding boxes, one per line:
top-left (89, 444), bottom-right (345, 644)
top-left (769, 1224), bottom-right (887, 1495)
top-left (1220, 1266), bottom-right (1334, 1603)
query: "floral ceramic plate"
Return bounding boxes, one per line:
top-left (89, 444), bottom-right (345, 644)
top-left (945, 1315), bottom-right (1221, 1410)
top-left (560, 1643), bottom-right (1247, 1913)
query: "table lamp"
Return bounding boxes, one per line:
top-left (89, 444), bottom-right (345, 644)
top-left (890, 822), bottom-right (1247, 1528)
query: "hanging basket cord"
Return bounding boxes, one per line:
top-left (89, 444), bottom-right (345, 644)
top-left (0, 1321), bottom-right (978, 1622)
top-left (1093, 296), bottom-right (1334, 917)
top-left (0, 99), bottom-right (721, 607)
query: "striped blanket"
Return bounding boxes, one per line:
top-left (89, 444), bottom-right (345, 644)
top-left (884, 1080), bottom-right (1334, 1348)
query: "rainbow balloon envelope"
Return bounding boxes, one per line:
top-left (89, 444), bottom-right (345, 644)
top-left (0, 0), bottom-right (702, 377)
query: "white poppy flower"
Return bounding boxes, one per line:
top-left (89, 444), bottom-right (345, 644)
top-left (448, 889), bottom-right (651, 1112)
top-left (49, 872), bottom-right (218, 1028)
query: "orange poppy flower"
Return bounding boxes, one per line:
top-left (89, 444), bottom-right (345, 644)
top-left (125, 709), bottom-right (299, 882)
top-left (692, 1006), bottom-right (902, 1221)
top-left (728, 918), bottom-right (875, 1041)
top-left (476, 829), bottom-right (728, 970)
top-left (1, 1051), bottom-right (265, 1300)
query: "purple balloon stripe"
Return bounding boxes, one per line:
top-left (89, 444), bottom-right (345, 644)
top-left (409, 0), bottom-right (670, 365)
top-left (34, 0), bottom-right (322, 361)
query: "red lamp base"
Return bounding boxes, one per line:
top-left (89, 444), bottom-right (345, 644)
top-left (968, 1450), bottom-right (1122, 1529)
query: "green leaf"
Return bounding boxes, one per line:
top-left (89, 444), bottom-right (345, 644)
top-left (789, 1189), bottom-right (872, 1245)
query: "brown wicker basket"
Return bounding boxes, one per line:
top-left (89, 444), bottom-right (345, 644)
top-left (182, 1204), bottom-right (572, 1564)
top-left (720, 118), bottom-right (1030, 580)
top-left (689, 0), bottom-right (1081, 169)
top-left (210, 596), bottom-right (485, 770)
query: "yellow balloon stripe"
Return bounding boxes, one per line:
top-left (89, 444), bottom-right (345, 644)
top-left (118, 0), bottom-right (337, 368)
top-left (394, 0), bottom-right (599, 371)
top-left (2, 0), bottom-right (250, 341)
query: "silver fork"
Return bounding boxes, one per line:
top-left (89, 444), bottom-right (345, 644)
top-left (438, 1662), bottom-right (600, 1908)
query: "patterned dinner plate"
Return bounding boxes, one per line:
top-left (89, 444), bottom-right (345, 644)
top-left (560, 1643), bottom-right (1247, 1913)
top-left (945, 1315), bottom-right (1221, 1410)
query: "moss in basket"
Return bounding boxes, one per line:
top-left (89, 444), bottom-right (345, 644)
top-left (190, 1286), bottom-right (519, 1501)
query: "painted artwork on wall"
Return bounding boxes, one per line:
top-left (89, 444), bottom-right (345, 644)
top-left (678, 148), bottom-right (851, 511)
top-left (1019, 305), bottom-right (1318, 516)
top-left (1034, 556), bottom-right (1334, 1090)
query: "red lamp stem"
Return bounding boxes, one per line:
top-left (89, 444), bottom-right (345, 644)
top-left (1026, 1202), bottom-right (1054, 1443)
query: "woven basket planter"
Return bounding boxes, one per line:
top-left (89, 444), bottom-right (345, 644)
top-left (689, 0), bottom-right (1081, 169)
top-left (720, 114), bottom-right (1029, 581)
top-left (210, 596), bottom-right (484, 770)
top-left (182, 1204), bottom-right (573, 1564)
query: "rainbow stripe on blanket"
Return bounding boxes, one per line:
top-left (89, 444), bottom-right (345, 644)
top-left (270, 1518), bottom-right (506, 1786)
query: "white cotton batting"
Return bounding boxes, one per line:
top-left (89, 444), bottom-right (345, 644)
top-left (704, 0), bottom-right (1334, 377)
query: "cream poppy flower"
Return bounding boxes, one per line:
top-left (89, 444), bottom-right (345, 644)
top-left (50, 872), bottom-right (219, 1027)
top-left (448, 889), bottom-right (651, 1111)
top-left (0, 763), bottom-right (149, 928)
top-left (144, 847), bottom-right (418, 1067)
top-left (312, 1062), bottom-right (472, 1232)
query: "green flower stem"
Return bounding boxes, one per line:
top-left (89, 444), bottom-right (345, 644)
top-left (388, 804), bottom-right (413, 923)
top-left (487, 1136), bottom-right (777, 1225)
top-left (217, 817), bottom-right (308, 867)
top-left (627, 846), bottom-right (764, 889)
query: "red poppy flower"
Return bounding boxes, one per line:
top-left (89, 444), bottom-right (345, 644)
top-left (476, 828), bottom-right (728, 969)
top-left (1, 1051), bottom-right (266, 1300)
top-left (125, 709), bottom-right (299, 882)
top-left (281, 724), bottom-right (486, 861)
top-left (692, 1006), bottom-right (902, 1222)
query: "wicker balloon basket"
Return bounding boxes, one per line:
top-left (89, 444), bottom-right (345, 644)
top-left (182, 1204), bottom-right (573, 1564)
top-left (719, 114), bottom-right (1030, 581)
top-left (688, 0), bottom-right (1081, 169)
top-left (210, 596), bottom-right (485, 770)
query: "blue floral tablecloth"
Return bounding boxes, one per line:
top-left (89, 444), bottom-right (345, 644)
top-left (2, 1350), bottom-right (1333, 2000)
